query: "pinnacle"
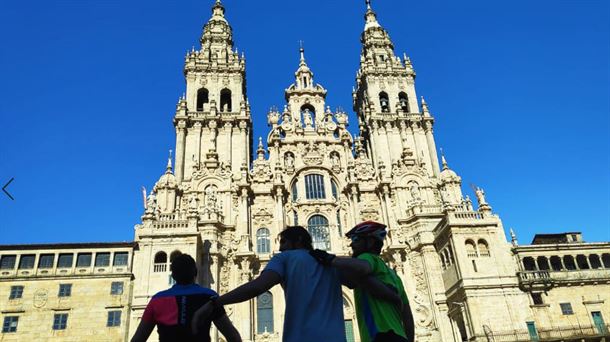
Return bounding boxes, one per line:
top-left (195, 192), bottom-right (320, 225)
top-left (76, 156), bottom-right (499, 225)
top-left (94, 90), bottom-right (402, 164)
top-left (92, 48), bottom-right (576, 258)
top-left (440, 148), bottom-right (449, 170)
top-left (166, 149), bottom-right (173, 173)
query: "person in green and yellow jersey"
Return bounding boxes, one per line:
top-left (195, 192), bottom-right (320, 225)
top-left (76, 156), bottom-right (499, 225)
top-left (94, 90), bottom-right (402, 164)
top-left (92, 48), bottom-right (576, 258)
top-left (310, 221), bottom-right (414, 342)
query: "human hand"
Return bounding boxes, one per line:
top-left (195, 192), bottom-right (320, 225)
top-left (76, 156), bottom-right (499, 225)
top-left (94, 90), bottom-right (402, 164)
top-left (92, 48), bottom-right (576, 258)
top-left (309, 249), bottom-right (336, 266)
top-left (191, 301), bottom-right (214, 335)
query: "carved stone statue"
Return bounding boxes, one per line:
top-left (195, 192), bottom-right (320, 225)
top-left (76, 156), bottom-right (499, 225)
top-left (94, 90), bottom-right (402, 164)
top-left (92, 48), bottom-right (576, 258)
top-left (475, 187), bottom-right (488, 206)
top-left (205, 186), bottom-right (219, 210)
top-left (188, 193), bottom-right (198, 212)
top-left (145, 192), bottom-right (157, 214)
top-left (409, 182), bottom-right (421, 201)
top-left (284, 153), bottom-right (294, 168)
top-left (330, 152), bottom-right (340, 167)
top-left (303, 109), bottom-right (313, 128)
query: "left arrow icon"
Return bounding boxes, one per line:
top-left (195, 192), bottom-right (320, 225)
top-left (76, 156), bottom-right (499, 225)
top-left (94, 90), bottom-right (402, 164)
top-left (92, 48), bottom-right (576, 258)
top-left (3, 178), bottom-right (14, 200)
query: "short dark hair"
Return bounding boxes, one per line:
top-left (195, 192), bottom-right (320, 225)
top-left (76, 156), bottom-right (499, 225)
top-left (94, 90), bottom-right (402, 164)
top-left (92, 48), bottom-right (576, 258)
top-left (280, 226), bottom-right (313, 250)
top-left (170, 253), bottom-right (197, 285)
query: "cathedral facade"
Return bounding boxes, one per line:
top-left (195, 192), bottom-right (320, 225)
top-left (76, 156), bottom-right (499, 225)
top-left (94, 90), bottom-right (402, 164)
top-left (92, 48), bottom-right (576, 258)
top-left (1, 1), bottom-right (609, 342)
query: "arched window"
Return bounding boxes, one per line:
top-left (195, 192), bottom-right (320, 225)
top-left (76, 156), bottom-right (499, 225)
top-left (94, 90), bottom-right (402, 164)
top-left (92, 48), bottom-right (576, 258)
top-left (169, 250), bottom-right (182, 263)
top-left (308, 215), bottom-right (330, 250)
top-left (465, 240), bottom-right (477, 258)
top-left (305, 174), bottom-right (326, 200)
top-left (301, 105), bottom-right (316, 127)
top-left (257, 228), bottom-right (271, 254)
top-left (576, 255), bottom-right (589, 269)
top-left (256, 291), bottom-right (274, 333)
top-left (564, 255), bottom-right (577, 270)
top-left (477, 239), bottom-right (490, 257)
top-left (331, 179), bottom-right (338, 200)
top-left (589, 254), bottom-right (602, 269)
top-left (537, 256), bottom-right (550, 271)
top-left (197, 88), bottom-right (209, 111)
top-left (522, 257), bottom-right (537, 271)
top-left (550, 256), bottom-right (563, 271)
top-left (220, 88), bottom-right (232, 112)
top-left (154, 252), bottom-right (167, 272)
top-left (602, 254), bottom-right (610, 269)
top-left (379, 92), bottom-right (390, 113)
top-left (291, 181), bottom-right (298, 202)
top-left (398, 92), bottom-right (409, 112)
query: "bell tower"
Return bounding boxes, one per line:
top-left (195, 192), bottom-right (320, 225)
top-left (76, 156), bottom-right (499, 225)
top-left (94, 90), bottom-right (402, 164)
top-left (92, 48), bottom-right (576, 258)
top-left (175, 0), bottom-right (251, 181)
top-left (353, 0), bottom-right (440, 178)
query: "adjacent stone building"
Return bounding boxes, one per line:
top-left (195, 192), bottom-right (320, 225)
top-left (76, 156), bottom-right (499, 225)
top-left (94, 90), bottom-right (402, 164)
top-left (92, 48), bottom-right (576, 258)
top-left (1, 1), bottom-right (609, 341)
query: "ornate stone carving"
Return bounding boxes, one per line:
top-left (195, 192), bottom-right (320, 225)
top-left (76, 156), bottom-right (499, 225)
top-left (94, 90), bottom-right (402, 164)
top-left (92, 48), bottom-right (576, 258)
top-left (301, 141), bottom-right (324, 166)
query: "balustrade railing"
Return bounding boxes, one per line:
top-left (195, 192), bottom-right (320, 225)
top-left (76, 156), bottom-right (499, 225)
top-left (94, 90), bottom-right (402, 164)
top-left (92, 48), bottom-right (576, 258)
top-left (518, 268), bottom-right (610, 283)
top-left (153, 264), bottom-right (167, 273)
top-left (484, 324), bottom-right (610, 341)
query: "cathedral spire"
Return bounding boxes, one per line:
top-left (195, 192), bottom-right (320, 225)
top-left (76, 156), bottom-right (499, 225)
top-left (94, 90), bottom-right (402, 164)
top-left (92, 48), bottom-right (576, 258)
top-left (364, 0), bottom-right (381, 30)
top-left (440, 148), bottom-right (449, 170)
top-left (212, 0), bottom-right (225, 19)
top-left (166, 149), bottom-right (173, 173)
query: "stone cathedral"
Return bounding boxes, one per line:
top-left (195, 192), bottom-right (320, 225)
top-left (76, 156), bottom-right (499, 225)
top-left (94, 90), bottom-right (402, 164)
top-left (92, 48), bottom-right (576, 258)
top-left (1, 1), bottom-right (609, 342)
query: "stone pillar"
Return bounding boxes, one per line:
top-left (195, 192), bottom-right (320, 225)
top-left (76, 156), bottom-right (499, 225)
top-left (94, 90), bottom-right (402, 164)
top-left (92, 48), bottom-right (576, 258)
top-left (423, 120), bottom-right (440, 178)
top-left (409, 121), bottom-right (419, 158)
top-left (239, 121), bottom-right (249, 167)
top-left (369, 120), bottom-right (379, 169)
top-left (349, 187), bottom-right (359, 227)
top-left (193, 122), bottom-right (202, 164)
top-left (175, 120), bottom-right (187, 182)
top-left (274, 187), bottom-right (284, 236)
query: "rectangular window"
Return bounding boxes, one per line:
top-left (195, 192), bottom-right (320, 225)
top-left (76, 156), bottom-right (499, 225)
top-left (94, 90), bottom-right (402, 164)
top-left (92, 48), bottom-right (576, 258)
top-left (2, 316), bottom-right (18, 333)
top-left (58, 284), bottom-right (72, 297)
top-left (107, 311), bottom-right (121, 327)
top-left (18, 255), bottom-right (35, 269)
top-left (531, 293), bottom-right (544, 305)
top-left (52, 313), bottom-right (68, 330)
top-left (305, 174), bottom-right (326, 200)
top-left (94, 253), bottom-right (110, 267)
top-left (0, 255), bottom-right (17, 270)
top-left (560, 303), bottom-right (573, 315)
top-left (57, 254), bottom-right (74, 268)
top-left (110, 282), bottom-right (123, 295)
top-left (113, 252), bottom-right (128, 266)
top-left (76, 253), bottom-right (92, 267)
top-left (38, 254), bottom-right (55, 269)
top-left (9, 286), bottom-right (24, 300)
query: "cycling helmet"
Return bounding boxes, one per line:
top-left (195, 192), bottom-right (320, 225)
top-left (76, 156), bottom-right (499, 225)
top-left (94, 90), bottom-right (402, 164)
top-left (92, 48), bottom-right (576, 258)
top-left (345, 221), bottom-right (387, 241)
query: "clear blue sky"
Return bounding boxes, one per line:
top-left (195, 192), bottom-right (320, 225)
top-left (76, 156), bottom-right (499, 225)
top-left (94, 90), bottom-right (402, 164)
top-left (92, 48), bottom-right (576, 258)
top-left (0, 0), bottom-right (608, 245)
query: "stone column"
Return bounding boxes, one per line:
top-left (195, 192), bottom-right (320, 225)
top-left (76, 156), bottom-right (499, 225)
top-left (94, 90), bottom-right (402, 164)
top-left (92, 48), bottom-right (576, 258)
top-left (175, 120), bottom-right (187, 182)
top-left (423, 120), bottom-right (440, 178)
top-left (409, 121), bottom-right (419, 157)
top-left (349, 187), bottom-right (359, 228)
top-left (239, 121), bottom-right (249, 167)
top-left (274, 187), bottom-right (284, 236)
top-left (193, 122), bottom-right (202, 164)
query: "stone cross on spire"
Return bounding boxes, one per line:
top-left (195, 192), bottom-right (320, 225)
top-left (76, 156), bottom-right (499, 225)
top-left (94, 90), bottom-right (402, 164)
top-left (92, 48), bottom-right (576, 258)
top-left (366, 0), bottom-right (372, 10)
top-left (299, 41), bottom-right (305, 64)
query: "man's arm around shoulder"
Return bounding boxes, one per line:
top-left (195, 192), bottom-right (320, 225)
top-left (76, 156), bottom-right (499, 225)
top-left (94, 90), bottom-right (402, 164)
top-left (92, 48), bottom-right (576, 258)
top-left (214, 314), bottom-right (242, 342)
top-left (130, 320), bottom-right (155, 342)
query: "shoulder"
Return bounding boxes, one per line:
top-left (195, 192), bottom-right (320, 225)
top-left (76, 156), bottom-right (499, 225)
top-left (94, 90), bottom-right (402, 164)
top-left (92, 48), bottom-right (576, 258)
top-left (356, 252), bottom-right (380, 263)
top-left (152, 285), bottom-right (217, 299)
